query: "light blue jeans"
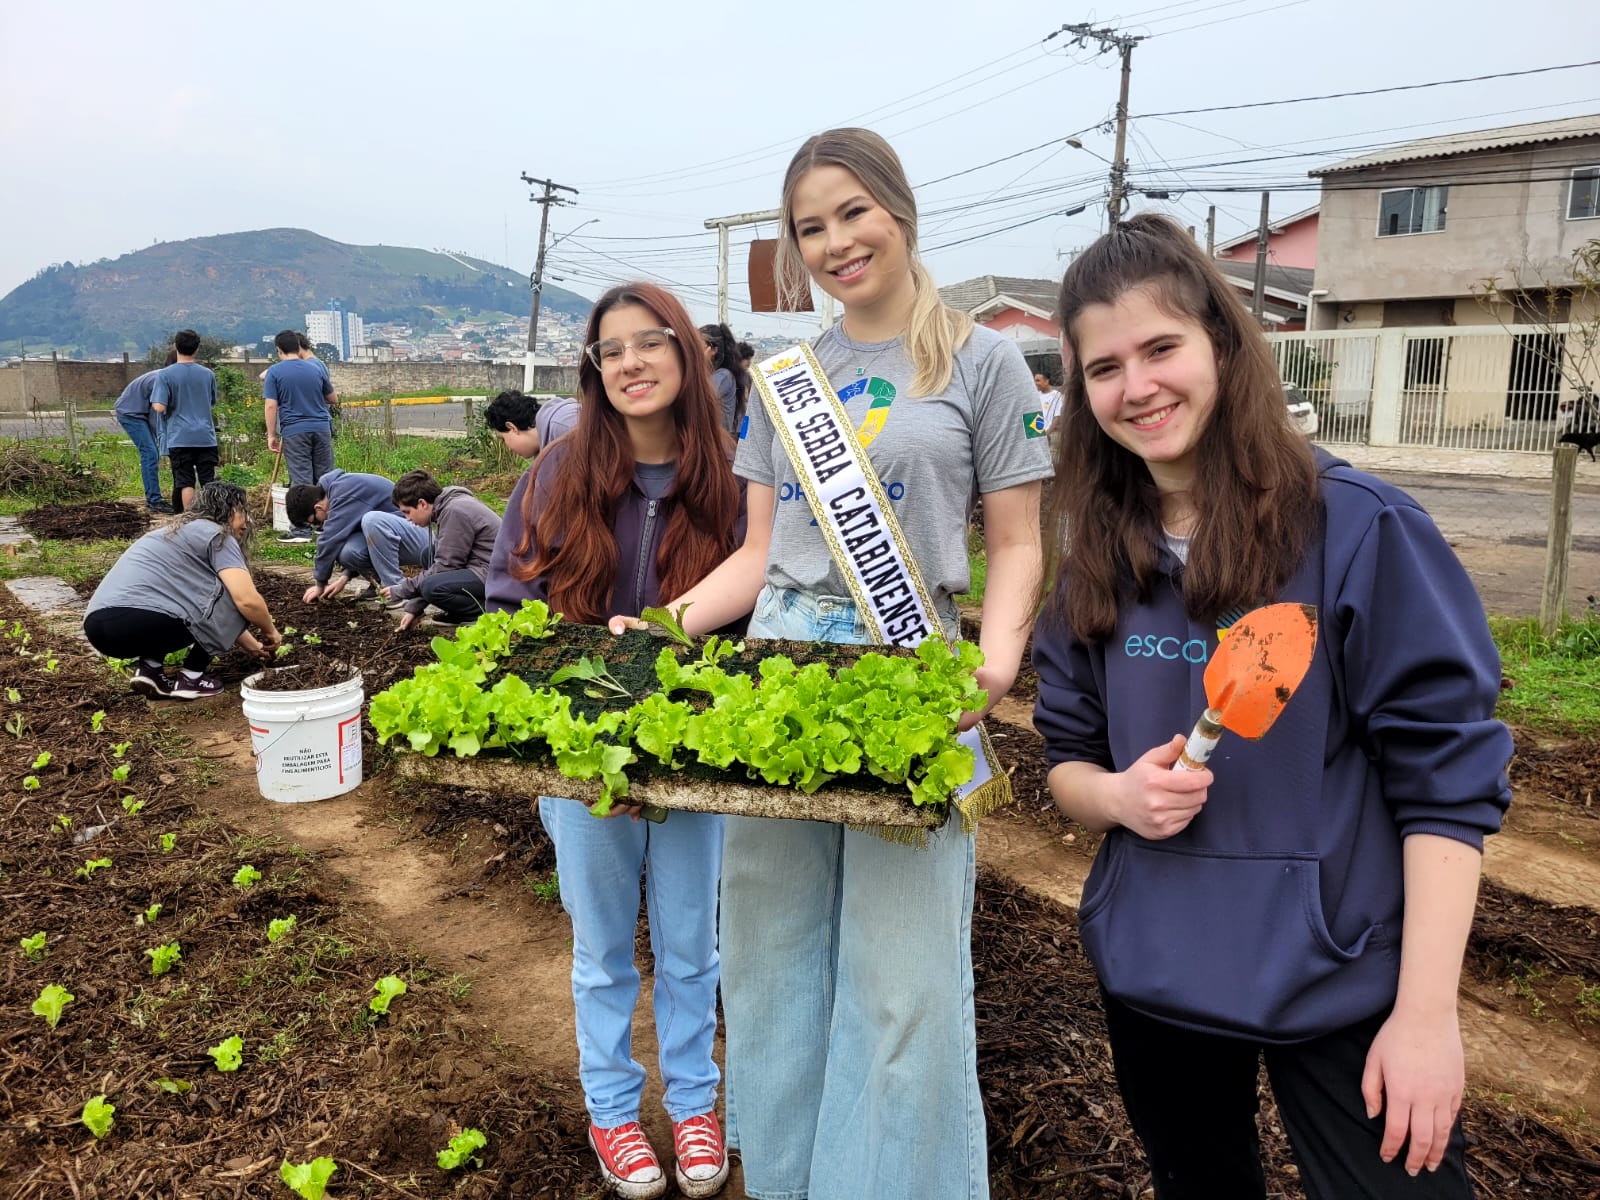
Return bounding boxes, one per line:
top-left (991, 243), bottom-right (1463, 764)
top-left (722, 586), bottom-right (987, 1200)
top-left (539, 796), bottom-right (724, 1127)
top-left (336, 511), bottom-right (432, 588)
top-left (118, 414), bottom-right (163, 506)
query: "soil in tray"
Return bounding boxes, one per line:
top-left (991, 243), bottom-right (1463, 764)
top-left (246, 651), bottom-right (360, 692)
top-left (494, 625), bottom-right (929, 799)
top-left (19, 498), bottom-right (149, 541)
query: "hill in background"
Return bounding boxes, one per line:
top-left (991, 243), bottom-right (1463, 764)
top-left (0, 228), bottom-right (592, 356)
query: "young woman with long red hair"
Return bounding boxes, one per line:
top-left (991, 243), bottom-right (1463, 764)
top-left (486, 282), bottom-right (744, 1200)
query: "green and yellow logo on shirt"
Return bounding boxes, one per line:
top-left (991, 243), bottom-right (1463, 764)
top-left (1023, 411), bottom-right (1047, 438)
top-left (839, 377), bottom-right (898, 449)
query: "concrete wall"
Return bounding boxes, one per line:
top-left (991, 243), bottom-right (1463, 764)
top-left (326, 360), bottom-right (578, 396)
top-left (0, 359), bottom-right (140, 414)
top-left (1315, 137), bottom-right (1600, 306)
top-left (0, 357), bottom-right (579, 414)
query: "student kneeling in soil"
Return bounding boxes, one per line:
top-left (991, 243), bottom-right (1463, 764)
top-left (1032, 215), bottom-right (1511, 1198)
top-left (486, 282), bottom-right (745, 1200)
top-left (83, 482), bottom-right (283, 699)
top-left (286, 470), bottom-right (432, 607)
top-left (383, 470), bottom-right (501, 630)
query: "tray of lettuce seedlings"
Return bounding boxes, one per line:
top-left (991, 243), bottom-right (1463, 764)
top-left (370, 601), bottom-right (992, 827)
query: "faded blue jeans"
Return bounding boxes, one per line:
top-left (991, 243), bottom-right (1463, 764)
top-left (336, 511), bottom-right (432, 588)
top-left (722, 586), bottom-right (987, 1200)
top-left (539, 797), bottom-right (724, 1126)
top-left (118, 414), bottom-right (163, 506)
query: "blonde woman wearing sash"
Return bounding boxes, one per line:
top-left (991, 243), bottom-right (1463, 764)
top-left (613, 127), bottom-right (1050, 1198)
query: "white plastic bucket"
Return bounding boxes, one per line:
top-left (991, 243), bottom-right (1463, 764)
top-left (240, 669), bottom-right (364, 803)
top-left (270, 485), bottom-right (290, 533)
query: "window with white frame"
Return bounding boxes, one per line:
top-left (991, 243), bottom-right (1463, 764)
top-left (1377, 185), bottom-right (1449, 237)
top-left (1571, 167), bottom-right (1600, 220)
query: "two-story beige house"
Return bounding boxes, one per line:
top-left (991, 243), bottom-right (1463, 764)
top-left (1309, 113), bottom-right (1600, 331)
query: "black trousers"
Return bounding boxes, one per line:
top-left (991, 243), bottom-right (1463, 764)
top-left (83, 608), bottom-right (212, 671)
top-left (418, 569), bottom-right (487, 621)
top-left (1102, 991), bottom-right (1474, 1200)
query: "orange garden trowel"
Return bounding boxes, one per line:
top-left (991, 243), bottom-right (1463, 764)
top-left (1172, 602), bottom-right (1319, 772)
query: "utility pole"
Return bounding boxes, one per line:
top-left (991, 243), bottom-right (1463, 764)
top-left (520, 173), bottom-right (578, 392)
top-left (1057, 22), bottom-right (1143, 229)
top-left (1205, 205), bottom-right (1216, 256)
top-left (1251, 191), bottom-right (1271, 322)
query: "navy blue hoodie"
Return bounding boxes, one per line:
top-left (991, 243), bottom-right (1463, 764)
top-left (1032, 451), bottom-right (1511, 1042)
top-left (311, 469), bottom-right (402, 585)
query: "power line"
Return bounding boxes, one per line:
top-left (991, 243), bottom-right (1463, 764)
top-left (1135, 60), bottom-right (1600, 118)
top-left (1146, 0), bottom-right (1310, 37)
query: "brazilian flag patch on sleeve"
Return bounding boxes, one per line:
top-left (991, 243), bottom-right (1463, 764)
top-left (1023, 411), bottom-right (1047, 438)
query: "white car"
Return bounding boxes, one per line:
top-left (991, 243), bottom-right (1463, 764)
top-left (1285, 382), bottom-right (1319, 437)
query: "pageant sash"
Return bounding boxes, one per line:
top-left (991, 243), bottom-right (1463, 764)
top-left (754, 344), bottom-right (1010, 827)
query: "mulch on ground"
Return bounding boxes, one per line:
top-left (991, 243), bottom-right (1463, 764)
top-left (19, 500), bottom-right (148, 542)
top-left (1511, 729), bottom-right (1600, 815)
top-left (0, 591), bottom-right (597, 1199)
top-left (974, 869), bottom-right (1600, 1198)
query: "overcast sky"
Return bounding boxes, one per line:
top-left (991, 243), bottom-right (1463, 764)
top-left (2, 0), bottom-right (1595, 336)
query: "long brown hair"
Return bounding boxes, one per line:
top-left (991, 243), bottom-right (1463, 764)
top-left (508, 283), bottom-right (741, 622)
top-left (776, 127), bottom-right (971, 397)
top-left (1046, 213), bottom-right (1320, 642)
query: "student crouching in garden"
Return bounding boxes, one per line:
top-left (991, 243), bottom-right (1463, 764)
top-left (383, 470), bottom-right (501, 629)
top-left (83, 482), bottom-right (282, 699)
top-left (286, 470), bottom-right (432, 607)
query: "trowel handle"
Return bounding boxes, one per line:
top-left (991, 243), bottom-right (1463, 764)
top-left (640, 804), bottom-right (669, 824)
top-left (1172, 708), bottom-right (1224, 772)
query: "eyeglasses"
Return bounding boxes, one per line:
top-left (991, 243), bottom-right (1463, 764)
top-left (585, 327), bottom-right (677, 370)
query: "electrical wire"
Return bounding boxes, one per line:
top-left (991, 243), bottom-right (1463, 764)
top-left (1134, 60), bottom-right (1600, 118)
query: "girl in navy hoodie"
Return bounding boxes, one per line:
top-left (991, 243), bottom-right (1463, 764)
top-left (486, 282), bottom-right (743, 1200)
top-left (1032, 214), bottom-right (1510, 1199)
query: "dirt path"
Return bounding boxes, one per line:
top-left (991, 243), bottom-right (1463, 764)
top-left (168, 714), bottom-right (697, 1174)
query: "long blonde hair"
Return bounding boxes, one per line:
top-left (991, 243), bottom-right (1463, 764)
top-left (777, 127), bottom-right (972, 397)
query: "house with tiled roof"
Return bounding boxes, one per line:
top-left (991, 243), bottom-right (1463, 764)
top-left (1308, 113), bottom-right (1600, 332)
top-left (936, 275), bottom-right (1059, 340)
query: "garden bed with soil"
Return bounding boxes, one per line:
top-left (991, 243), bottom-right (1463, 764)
top-left (20, 499), bottom-right (149, 542)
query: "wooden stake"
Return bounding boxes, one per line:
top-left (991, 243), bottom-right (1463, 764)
top-left (1540, 443), bottom-right (1579, 634)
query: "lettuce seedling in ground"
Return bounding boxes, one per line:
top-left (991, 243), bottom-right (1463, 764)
top-left (369, 974), bottom-right (407, 1015)
top-left (33, 984), bottom-right (73, 1029)
top-left (437, 1127), bottom-right (488, 1169)
top-left (208, 1035), bottom-right (243, 1071)
top-left (22, 775), bottom-right (39, 791)
top-left (121, 795), bottom-right (145, 815)
top-left (75, 857), bottom-right (111, 879)
top-left (19, 932), bottom-right (48, 961)
top-left (160, 832), bottom-right (177, 853)
top-left (152, 1077), bottom-right (191, 1095)
top-left (90, 709), bottom-right (105, 732)
top-left (267, 915), bottom-right (297, 943)
top-left (145, 941), bottom-right (181, 976)
top-left (138, 902), bottom-right (162, 926)
top-left (30, 750), bottom-right (50, 771)
top-left (112, 741), bottom-right (130, 759)
top-left (233, 864), bottom-right (262, 888)
top-left (279, 1157), bottom-right (337, 1200)
top-left (111, 763), bottom-right (131, 783)
top-left (81, 1094), bottom-right (114, 1140)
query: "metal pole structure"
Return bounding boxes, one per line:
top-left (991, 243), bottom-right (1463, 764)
top-left (1205, 205), bottom-right (1217, 255)
top-left (704, 208), bottom-right (782, 327)
top-left (716, 225), bottom-right (730, 327)
top-left (520, 174), bottom-right (578, 392)
top-left (1251, 192), bottom-right (1271, 321)
top-left (1058, 23), bottom-right (1142, 230)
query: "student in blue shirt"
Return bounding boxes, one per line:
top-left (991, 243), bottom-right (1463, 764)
top-left (263, 329), bottom-right (336, 543)
top-left (114, 350), bottom-right (175, 513)
top-left (150, 329), bottom-right (219, 513)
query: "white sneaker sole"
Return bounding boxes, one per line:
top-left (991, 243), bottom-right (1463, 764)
top-left (588, 1132), bottom-right (666, 1200)
top-left (675, 1158), bottom-right (731, 1198)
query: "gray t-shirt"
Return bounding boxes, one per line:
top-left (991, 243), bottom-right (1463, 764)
top-left (735, 323), bottom-right (1053, 614)
top-left (85, 520), bottom-right (250, 654)
top-left (635, 460), bottom-right (676, 501)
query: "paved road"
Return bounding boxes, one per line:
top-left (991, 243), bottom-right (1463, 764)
top-left (0, 402), bottom-right (472, 440)
top-left (1382, 470), bottom-right (1600, 616)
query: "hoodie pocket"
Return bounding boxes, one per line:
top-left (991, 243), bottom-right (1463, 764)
top-left (1078, 838), bottom-right (1397, 1042)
